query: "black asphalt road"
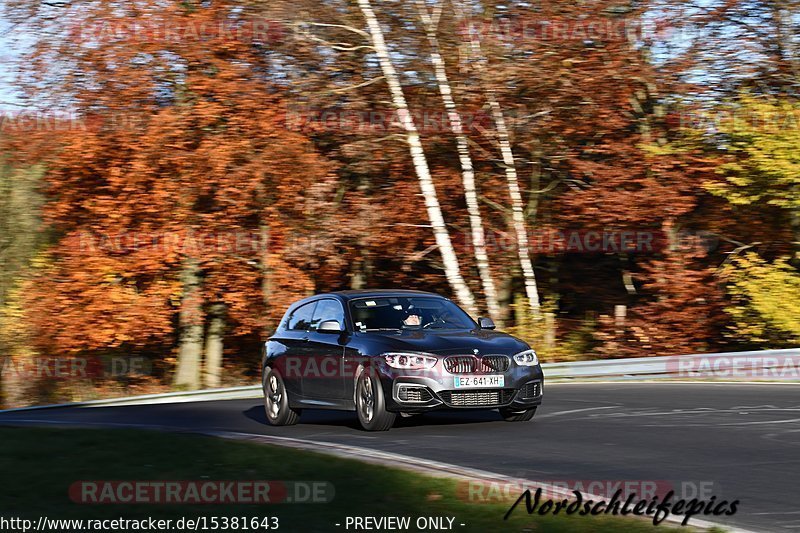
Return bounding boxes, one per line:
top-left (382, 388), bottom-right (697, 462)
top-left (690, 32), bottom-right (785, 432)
top-left (2, 383), bottom-right (799, 532)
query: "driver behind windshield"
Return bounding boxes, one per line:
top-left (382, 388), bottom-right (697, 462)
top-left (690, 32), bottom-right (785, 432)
top-left (351, 297), bottom-right (475, 331)
top-left (401, 304), bottom-right (449, 329)
top-left (402, 311), bottom-right (422, 327)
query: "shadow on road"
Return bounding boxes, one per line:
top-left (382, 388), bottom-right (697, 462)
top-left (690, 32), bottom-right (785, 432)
top-left (243, 405), bottom-right (503, 431)
top-left (243, 405), bottom-right (362, 430)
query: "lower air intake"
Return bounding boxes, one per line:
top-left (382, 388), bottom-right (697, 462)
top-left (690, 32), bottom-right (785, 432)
top-left (438, 389), bottom-right (515, 407)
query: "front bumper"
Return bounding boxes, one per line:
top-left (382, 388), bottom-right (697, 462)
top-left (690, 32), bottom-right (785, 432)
top-left (380, 363), bottom-right (544, 413)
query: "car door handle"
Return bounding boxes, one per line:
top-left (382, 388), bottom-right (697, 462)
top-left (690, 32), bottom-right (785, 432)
top-left (301, 337), bottom-right (310, 343)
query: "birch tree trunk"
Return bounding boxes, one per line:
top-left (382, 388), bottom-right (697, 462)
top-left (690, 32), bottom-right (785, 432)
top-left (174, 257), bottom-right (204, 389)
top-left (456, 4), bottom-right (542, 316)
top-left (203, 302), bottom-right (226, 388)
top-left (356, 0), bottom-right (477, 316)
top-left (416, 0), bottom-right (501, 324)
top-left (489, 95), bottom-right (542, 316)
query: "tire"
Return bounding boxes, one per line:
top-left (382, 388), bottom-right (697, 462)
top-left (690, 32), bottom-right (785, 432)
top-left (355, 370), bottom-right (396, 431)
top-left (499, 406), bottom-right (538, 422)
top-left (263, 367), bottom-right (301, 426)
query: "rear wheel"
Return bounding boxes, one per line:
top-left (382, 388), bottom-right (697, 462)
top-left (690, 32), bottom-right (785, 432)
top-left (499, 406), bottom-right (537, 422)
top-left (355, 371), bottom-right (396, 431)
top-left (263, 367), bottom-right (301, 426)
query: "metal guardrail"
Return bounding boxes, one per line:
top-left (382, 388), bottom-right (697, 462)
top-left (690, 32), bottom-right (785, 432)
top-left (0, 385), bottom-right (262, 413)
top-left (1, 348), bottom-right (798, 413)
top-left (545, 348), bottom-right (800, 381)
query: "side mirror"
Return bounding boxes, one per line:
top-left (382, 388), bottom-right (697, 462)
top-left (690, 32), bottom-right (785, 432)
top-left (478, 317), bottom-right (496, 330)
top-left (318, 320), bottom-right (345, 334)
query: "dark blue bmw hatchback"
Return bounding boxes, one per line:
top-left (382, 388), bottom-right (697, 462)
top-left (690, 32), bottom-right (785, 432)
top-left (263, 290), bottom-right (544, 431)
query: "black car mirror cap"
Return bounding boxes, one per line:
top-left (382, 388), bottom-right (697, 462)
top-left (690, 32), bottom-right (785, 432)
top-left (318, 320), bottom-right (345, 334)
top-left (478, 317), bottom-right (496, 330)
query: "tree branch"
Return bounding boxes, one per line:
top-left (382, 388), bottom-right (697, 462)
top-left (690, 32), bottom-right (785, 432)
top-left (329, 76), bottom-right (385, 93)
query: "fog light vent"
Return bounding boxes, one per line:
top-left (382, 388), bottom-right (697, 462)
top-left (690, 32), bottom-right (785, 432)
top-left (397, 385), bottom-right (433, 403)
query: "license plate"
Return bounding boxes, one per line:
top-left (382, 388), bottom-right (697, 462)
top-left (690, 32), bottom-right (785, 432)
top-left (454, 375), bottom-right (505, 388)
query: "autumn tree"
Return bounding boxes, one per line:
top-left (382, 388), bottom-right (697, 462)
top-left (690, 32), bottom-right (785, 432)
top-left (704, 94), bottom-right (800, 347)
top-left (5, 0), bottom-right (334, 390)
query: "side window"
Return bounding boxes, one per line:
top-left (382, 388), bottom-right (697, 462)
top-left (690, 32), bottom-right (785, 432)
top-left (311, 299), bottom-right (345, 330)
top-left (287, 302), bottom-right (316, 331)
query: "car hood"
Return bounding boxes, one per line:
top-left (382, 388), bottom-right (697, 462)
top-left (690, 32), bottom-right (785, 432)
top-left (355, 329), bottom-right (529, 356)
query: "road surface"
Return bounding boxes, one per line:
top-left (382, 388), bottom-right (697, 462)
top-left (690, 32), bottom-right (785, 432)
top-left (2, 382), bottom-right (798, 532)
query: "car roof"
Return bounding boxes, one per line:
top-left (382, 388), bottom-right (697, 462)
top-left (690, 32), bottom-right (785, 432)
top-left (331, 289), bottom-right (445, 301)
top-left (284, 290), bottom-right (448, 312)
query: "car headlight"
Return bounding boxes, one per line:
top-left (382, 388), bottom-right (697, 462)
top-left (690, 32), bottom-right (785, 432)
top-left (513, 349), bottom-right (539, 367)
top-left (384, 352), bottom-right (438, 370)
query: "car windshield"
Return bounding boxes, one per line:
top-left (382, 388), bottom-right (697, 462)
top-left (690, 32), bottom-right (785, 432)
top-left (349, 297), bottom-right (476, 332)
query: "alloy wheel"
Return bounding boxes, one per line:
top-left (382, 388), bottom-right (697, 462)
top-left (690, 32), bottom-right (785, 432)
top-left (359, 375), bottom-right (374, 423)
top-left (267, 374), bottom-right (282, 419)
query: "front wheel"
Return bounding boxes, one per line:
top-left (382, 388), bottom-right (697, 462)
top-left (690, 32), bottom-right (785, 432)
top-left (499, 406), bottom-right (537, 422)
top-left (263, 367), bottom-right (302, 426)
top-left (355, 371), bottom-right (396, 431)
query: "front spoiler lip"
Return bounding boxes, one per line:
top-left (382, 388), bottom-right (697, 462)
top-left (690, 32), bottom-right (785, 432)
top-left (388, 373), bottom-right (544, 411)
